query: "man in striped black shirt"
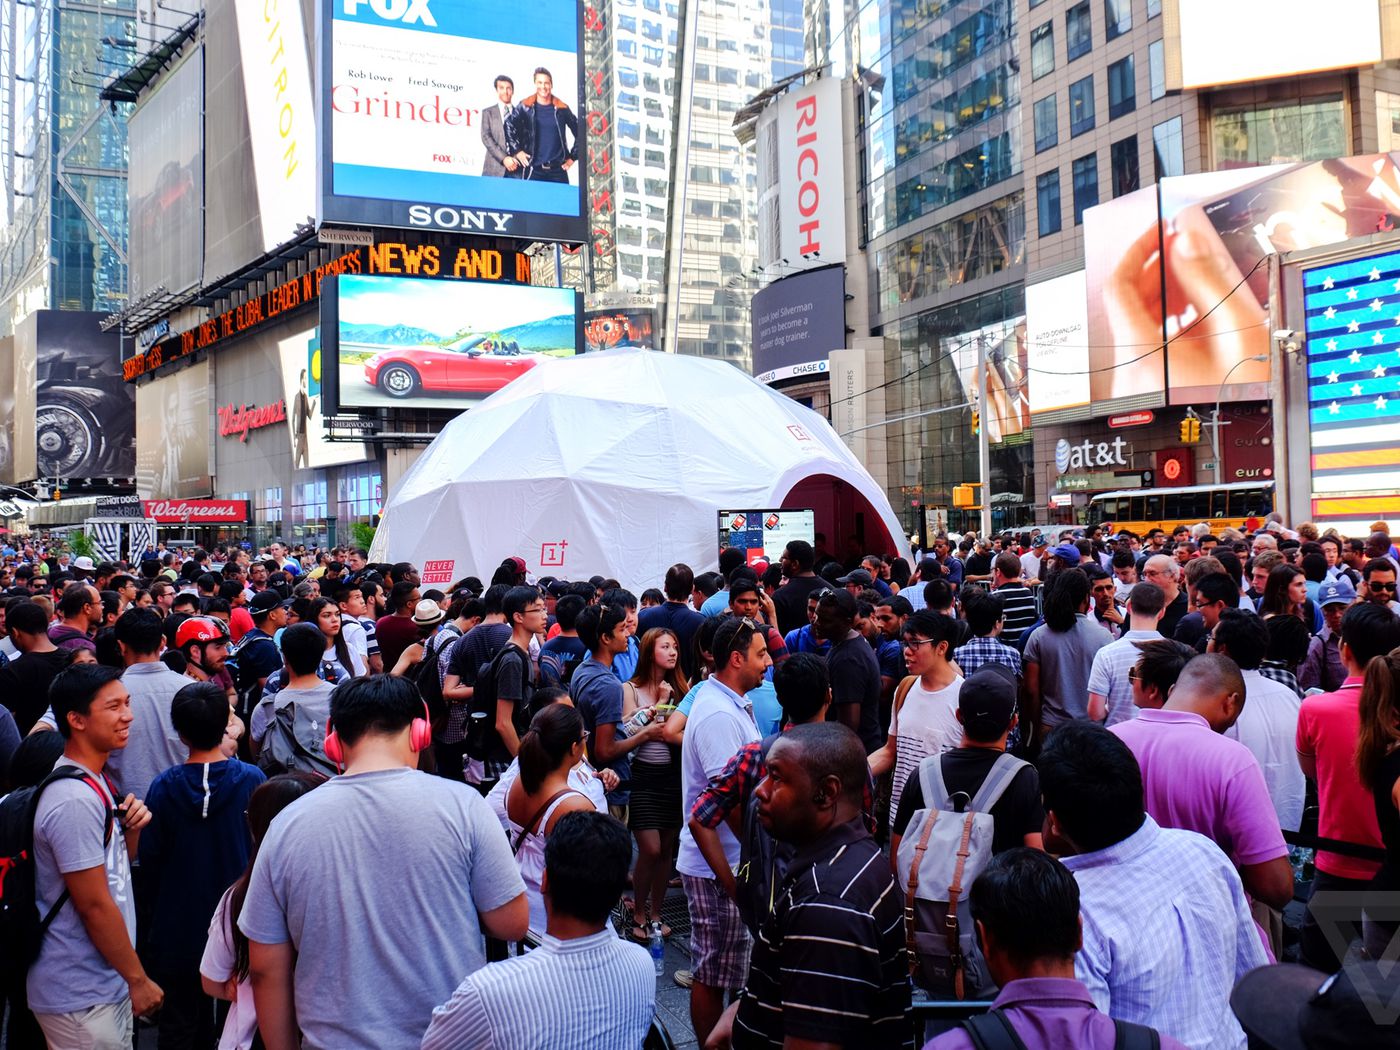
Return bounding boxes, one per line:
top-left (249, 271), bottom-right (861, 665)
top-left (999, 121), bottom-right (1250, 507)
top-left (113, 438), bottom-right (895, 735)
top-left (707, 723), bottom-right (913, 1050)
top-left (992, 553), bottom-right (1038, 645)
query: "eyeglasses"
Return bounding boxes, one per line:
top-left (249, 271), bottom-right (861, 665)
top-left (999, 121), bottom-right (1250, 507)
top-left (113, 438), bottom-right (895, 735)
top-left (1128, 667), bottom-right (1141, 683)
top-left (903, 638), bottom-right (936, 650)
top-left (1370, 580), bottom-right (1398, 593)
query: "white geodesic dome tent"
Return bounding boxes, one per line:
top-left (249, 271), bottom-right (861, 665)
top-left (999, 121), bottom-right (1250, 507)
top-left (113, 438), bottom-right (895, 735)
top-left (371, 348), bottom-right (909, 591)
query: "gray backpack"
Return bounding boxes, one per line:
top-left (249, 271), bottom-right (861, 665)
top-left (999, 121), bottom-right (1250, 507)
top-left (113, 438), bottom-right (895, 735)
top-left (257, 695), bottom-right (338, 778)
top-left (895, 751), bottom-right (1027, 999)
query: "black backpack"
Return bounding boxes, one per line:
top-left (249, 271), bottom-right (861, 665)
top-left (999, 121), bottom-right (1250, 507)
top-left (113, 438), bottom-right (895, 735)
top-left (465, 644), bottom-right (532, 761)
top-left (414, 631), bottom-right (454, 733)
top-left (735, 733), bottom-right (786, 936)
top-left (963, 1010), bottom-right (1160, 1050)
top-left (0, 766), bottom-right (116, 982)
top-left (228, 633), bottom-right (279, 722)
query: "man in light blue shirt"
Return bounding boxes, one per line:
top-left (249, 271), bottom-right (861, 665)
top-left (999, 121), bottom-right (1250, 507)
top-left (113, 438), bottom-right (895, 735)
top-left (1086, 582), bottom-right (1166, 725)
top-left (422, 812), bottom-right (653, 1050)
top-left (1040, 721), bottom-right (1268, 1050)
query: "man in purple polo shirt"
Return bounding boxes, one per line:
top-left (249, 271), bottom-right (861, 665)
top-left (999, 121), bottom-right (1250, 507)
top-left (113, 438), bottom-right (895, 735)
top-left (1109, 654), bottom-right (1293, 924)
top-left (926, 849), bottom-right (1185, 1050)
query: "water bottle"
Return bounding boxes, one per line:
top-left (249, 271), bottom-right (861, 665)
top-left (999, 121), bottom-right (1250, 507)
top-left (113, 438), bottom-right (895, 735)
top-left (649, 921), bottom-right (665, 976)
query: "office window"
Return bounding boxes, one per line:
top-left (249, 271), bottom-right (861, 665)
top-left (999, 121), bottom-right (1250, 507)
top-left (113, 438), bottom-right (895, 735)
top-left (1108, 55), bottom-right (1135, 119)
top-left (1111, 136), bottom-right (1139, 196)
top-left (1149, 41), bottom-right (1165, 101)
top-left (1069, 76), bottom-right (1095, 136)
top-left (1212, 96), bottom-right (1346, 168)
top-left (1066, 2), bottom-right (1092, 61)
top-left (1105, 0), bottom-right (1131, 40)
top-left (1033, 95), bottom-right (1058, 152)
top-left (1147, 0), bottom-right (1162, 16)
top-left (1153, 116), bottom-right (1184, 180)
top-left (1032, 22), bottom-right (1055, 80)
top-left (1072, 153), bottom-right (1099, 224)
top-left (1037, 171), bottom-right (1062, 235)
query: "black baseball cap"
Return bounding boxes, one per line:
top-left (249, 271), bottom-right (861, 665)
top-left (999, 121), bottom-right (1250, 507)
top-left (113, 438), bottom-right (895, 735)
top-left (249, 590), bottom-right (293, 618)
top-left (1231, 962), bottom-right (1400, 1049)
top-left (957, 665), bottom-right (1018, 739)
top-left (836, 569), bottom-right (874, 586)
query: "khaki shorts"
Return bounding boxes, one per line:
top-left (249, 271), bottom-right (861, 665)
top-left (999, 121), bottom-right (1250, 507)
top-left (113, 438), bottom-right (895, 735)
top-left (35, 1000), bottom-right (133, 1050)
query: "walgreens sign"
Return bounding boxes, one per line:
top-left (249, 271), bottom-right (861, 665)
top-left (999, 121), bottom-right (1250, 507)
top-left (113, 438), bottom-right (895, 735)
top-left (143, 500), bottom-right (250, 523)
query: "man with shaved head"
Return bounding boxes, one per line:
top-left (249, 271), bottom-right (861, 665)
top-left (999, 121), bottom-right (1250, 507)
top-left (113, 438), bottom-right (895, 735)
top-left (1140, 555), bottom-right (1188, 639)
top-left (1110, 653), bottom-right (1293, 919)
top-left (707, 723), bottom-right (912, 1049)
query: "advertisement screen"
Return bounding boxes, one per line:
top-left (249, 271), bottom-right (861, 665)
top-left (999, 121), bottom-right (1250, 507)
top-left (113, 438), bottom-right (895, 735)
top-left (1302, 247), bottom-right (1400, 518)
top-left (278, 328), bottom-right (370, 469)
top-left (1025, 271), bottom-right (1091, 415)
top-left (755, 78), bottom-right (847, 271)
top-left (718, 509), bottom-right (816, 565)
top-left (1081, 153), bottom-right (1400, 409)
top-left (583, 307), bottom-right (657, 352)
top-left (949, 317), bottom-right (1030, 445)
top-left (128, 50), bottom-right (203, 298)
top-left (751, 267), bottom-right (846, 384)
top-left (33, 312), bottom-right (134, 480)
top-left (322, 274), bottom-right (582, 412)
top-left (1174, 0), bottom-right (1380, 90)
top-left (136, 360), bottom-right (211, 499)
top-left (321, 0), bottom-right (585, 243)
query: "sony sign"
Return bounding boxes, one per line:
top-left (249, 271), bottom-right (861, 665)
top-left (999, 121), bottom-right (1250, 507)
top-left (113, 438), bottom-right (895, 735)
top-left (1054, 436), bottom-right (1131, 474)
top-left (406, 205), bottom-right (516, 233)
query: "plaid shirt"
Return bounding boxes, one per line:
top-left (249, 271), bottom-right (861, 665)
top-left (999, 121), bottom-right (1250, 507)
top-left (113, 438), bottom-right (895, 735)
top-left (692, 732), bottom-right (877, 834)
top-left (953, 635), bottom-right (1023, 677)
top-left (1258, 661), bottom-right (1302, 699)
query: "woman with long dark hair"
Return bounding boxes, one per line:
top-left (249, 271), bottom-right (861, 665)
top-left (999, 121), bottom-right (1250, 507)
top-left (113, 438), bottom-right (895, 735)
top-left (1356, 647), bottom-right (1400, 959)
top-left (307, 596), bottom-right (358, 679)
top-left (623, 627), bottom-right (688, 940)
top-left (1259, 563), bottom-right (1314, 632)
top-left (503, 703), bottom-right (595, 938)
top-left (200, 772), bottom-right (323, 1049)
top-left (1023, 567), bottom-right (1113, 748)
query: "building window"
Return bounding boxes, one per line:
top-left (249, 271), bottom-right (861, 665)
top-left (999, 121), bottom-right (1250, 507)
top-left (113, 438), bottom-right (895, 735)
top-left (1211, 95), bottom-right (1347, 169)
top-left (1066, 2), bottom-right (1092, 61)
top-left (1072, 153), bottom-right (1099, 224)
top-left (1034, 95), bottom-right (1058, 152)
top-left (1108, 55), bottom-right (1135, 119)
top-left (1153, 116), bottom-right (1184, 180)
top-left (1147, 0), bottom-right (1162, 16)
top-left (1104, 0), bottom-right (1131, 40)
top-left (1037, 171), bottom-right (1062, 235)
top-left (1111, 136), bottom-right (1139, 196)
top-left (1069, 76), bottom-right (1095, 136)
top-left (1032, 22), bottom-right (1055, 79)
top-left (1149, 40), bottom-right (1165, 101)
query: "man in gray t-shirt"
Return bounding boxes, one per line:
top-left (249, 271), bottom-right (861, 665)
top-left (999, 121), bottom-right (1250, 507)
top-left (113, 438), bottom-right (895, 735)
top-left (30, 665), bottom-right (163, 1047)
top-left (238, 676), bottom-right (527, 1050)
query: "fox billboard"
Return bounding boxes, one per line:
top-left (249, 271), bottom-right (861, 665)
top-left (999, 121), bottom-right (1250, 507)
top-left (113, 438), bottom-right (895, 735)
top-left (318, 0), bottom-right (586, 242)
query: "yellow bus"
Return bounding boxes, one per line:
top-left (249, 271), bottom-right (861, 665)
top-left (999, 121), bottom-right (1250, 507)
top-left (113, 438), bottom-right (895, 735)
top-left (1088, 481), bottom-right (1275, 536)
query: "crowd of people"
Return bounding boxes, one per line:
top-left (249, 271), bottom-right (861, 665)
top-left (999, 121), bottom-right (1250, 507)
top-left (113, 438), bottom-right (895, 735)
top-left (1, 516), bottom-right (1399, 1049)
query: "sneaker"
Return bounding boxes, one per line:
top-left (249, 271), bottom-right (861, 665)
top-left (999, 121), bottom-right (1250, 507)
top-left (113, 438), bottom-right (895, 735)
top-left (673, 968), bottom-right (694, 988)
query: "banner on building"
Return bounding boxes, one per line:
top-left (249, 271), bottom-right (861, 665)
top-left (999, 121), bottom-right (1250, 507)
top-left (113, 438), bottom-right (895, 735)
top-left (756, 78), bottom-right (846, 272)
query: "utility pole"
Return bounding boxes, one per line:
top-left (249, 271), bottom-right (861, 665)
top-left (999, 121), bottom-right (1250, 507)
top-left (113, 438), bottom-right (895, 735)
top-left (976, 339), bottom-right (991, 537)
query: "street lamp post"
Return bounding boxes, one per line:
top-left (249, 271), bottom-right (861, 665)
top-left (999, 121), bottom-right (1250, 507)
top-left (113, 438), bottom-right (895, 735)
top-left (1210, 354), bottom-right (1270, 486)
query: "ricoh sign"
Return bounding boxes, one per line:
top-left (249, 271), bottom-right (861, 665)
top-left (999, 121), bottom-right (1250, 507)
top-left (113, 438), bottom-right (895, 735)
top-left (756, 78), bottom-right (847, 271)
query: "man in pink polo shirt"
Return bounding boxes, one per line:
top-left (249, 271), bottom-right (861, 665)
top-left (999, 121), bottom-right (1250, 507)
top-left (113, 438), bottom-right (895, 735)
top-left (1296, 602), bottom-right (1400, 972)
top-left (1110, 654), bottom-right (1293, 918)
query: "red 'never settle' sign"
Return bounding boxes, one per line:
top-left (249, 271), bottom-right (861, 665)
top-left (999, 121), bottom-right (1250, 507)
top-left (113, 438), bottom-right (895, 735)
top-left (143, 499), bottom-right (249, 523)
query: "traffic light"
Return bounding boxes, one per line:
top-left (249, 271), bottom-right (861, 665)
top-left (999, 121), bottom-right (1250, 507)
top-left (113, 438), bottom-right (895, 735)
top-left (1179, 417), bottom-right (1191, 443)
top-left (953, 484), bottom-right (974, 508)
top-left (1190, 416), bottom-right (1200, 443)
top-left (51, 487), bottom-right (61, 502)
top-left (971, 408), bottom-right (980, 436)
top-left (1179, 416), bottom-right (1201, 443)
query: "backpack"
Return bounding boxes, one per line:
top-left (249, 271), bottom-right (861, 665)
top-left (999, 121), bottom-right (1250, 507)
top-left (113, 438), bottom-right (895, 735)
top-left (256, 694), bottom-right (339, 778)
top-left (894, 750), bottom-right (1027, 999)
top-left (228, 632), bottom-right (279, 722)
top-left (465, 644), bottom-right (533, 761)
top-left (963, 1009), bottom-right (1160, 1050)
top-left (0, 766), bottom-right (116, 982)
top-left (415, 632), bottom-right (453, 734)
top-left (736, 733), bottom-right (785, 935)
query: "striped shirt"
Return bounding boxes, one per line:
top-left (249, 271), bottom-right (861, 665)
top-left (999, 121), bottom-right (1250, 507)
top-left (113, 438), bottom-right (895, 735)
top-left (1062, 816), bottom-right (1268, 1050)
top-left (420, 929), bottom-right (655, 1050)
top-left (1086, 629), bottom-right (1162, 727)
top-left (731, 820), bottom-right (914, 1049)
top-left (995, 583), bottom-right (1038, 643)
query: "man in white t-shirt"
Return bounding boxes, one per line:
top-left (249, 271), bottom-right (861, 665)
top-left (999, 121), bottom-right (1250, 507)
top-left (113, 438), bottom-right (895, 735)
top-left (867, 610), bottom-right (963, 811)
top-left (1020, 535), bottom-right (1048, 583)
top-left (333, 582), bottom-right (371, 674)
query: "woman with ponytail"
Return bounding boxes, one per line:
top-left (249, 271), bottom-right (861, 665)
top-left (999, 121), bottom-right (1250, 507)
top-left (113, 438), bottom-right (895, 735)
top-left (1356, 647), bottom-right (1400, 960)
top-left (200, 772), bottom-right (324, 1050)
top-left (504, 702), bottom-right (596, 938)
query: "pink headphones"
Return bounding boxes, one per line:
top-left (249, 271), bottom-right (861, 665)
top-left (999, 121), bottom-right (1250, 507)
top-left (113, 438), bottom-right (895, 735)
top-left (324, 700), bottom-right (434, 767)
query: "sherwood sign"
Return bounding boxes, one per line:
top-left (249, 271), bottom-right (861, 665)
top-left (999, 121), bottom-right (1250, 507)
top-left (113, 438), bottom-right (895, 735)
top-left (218, 400), bottom-right (287, 441)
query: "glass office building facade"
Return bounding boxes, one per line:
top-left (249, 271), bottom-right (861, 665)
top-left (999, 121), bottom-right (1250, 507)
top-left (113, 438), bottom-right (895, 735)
top-left (815, 0), bottom-right (1031, 532)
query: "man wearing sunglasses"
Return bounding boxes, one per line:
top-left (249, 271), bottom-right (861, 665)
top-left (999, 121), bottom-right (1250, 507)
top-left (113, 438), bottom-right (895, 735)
top-left (1362, 558), bottom-right (1400, 613)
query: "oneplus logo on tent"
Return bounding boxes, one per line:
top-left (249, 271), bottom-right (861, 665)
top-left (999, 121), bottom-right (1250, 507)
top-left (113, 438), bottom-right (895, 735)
top-left (540, 541), bottom-right (567, 567)
top-left (787, 425), bottom-right (811, 442)
top-left (341, 0), bottom-right (437, 26)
